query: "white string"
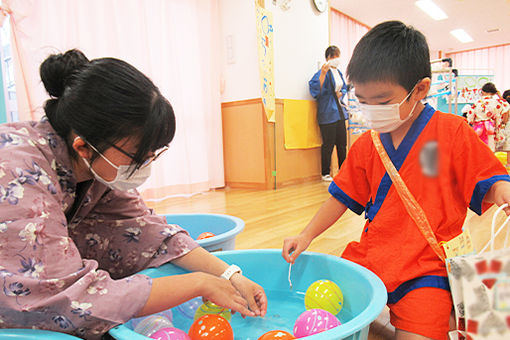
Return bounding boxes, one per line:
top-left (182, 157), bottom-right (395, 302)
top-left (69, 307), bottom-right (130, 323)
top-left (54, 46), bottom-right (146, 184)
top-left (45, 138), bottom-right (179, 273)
top-left (479, 203), bottom-right (510, 253)
top-left (288, 263), bottom-right (293, 290)
top-left (505, 221), bottom-right (510, 249)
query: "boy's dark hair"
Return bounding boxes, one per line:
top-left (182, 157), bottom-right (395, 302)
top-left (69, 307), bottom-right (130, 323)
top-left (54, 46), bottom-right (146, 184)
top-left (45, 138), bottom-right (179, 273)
top-left (481, 82), bottom-right (497, 94)
top-left (325, 45), bottom-right (340, 59)
top-left (40, 49), bottom-right (175, 172)
top-left (346, 21), bottom-right (431, 92)
top-left (503, 90), bottom-right (510, 104)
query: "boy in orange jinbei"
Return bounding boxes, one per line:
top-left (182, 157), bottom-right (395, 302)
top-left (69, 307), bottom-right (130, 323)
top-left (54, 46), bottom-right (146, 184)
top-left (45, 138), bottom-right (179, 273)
top-left (282, 21), bottom-right (510, 340)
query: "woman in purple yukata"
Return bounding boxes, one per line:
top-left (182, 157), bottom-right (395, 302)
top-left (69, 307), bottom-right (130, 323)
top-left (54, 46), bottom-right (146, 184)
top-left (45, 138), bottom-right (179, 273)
top-left (0, 49), bottom-right (266, 339)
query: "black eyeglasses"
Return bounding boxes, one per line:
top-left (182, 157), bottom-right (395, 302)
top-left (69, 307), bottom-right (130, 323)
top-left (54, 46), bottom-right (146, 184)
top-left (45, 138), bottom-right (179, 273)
top-left (107, 142), bottom-right (169, 169)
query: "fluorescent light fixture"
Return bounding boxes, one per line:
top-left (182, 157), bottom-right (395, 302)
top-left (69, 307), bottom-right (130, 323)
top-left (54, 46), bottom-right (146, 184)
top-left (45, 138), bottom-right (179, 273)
top-left (415, 0), bottom-right (448, 20)
top-left (450, 29), bottom-right (474, 43)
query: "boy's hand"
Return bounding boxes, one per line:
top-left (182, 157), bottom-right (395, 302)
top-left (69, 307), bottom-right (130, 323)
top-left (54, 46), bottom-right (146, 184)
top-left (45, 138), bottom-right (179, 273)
top-left (282, 234), bottom-right (312, 264)
top-left (487, 180), bottom-right (510, 215)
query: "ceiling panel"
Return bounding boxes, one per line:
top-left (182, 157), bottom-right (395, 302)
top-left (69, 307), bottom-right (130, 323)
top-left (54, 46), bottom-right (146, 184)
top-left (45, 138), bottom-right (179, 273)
top-left (330, 0), bottom-right (510, 52)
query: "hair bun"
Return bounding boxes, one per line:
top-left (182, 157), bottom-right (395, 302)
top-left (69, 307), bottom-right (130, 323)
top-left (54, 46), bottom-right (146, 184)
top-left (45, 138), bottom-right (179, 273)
top-left (40, 49), bottom-right (89, 98)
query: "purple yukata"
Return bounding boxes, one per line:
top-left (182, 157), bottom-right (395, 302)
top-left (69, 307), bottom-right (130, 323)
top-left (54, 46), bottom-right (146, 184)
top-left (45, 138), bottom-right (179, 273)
top-left (0, 117), bottom-right (198, 339)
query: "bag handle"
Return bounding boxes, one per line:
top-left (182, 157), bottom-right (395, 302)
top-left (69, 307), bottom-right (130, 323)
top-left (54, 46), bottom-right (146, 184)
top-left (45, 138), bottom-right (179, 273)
top-left (479, 203), bottom-right (510, 253)
top-left (371, 130), bottom-right (446, 262)
top-left (327, 70), bottom-right (346, 120)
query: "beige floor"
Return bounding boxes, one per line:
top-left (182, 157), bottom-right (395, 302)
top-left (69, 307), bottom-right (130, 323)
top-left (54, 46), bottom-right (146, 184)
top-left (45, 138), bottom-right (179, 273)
top-left (146, 181), bottom-right (508, 339)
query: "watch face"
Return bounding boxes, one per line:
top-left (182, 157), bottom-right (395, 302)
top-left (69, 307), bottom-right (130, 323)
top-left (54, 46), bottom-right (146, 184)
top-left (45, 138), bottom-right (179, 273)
top-left (314, 0), bottom-right (328, 12)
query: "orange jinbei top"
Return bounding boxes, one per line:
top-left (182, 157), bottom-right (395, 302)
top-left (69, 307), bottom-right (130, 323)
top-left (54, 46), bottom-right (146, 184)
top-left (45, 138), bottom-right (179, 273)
top-left (330, 104), bottom-right (510, 303)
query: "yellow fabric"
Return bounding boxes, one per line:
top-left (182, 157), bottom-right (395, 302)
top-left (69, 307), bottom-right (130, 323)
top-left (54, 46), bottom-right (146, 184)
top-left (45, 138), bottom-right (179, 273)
top-left (283, 99), bottom-right (322, 149)
top-left (495, 152), bottom-right (507, 165)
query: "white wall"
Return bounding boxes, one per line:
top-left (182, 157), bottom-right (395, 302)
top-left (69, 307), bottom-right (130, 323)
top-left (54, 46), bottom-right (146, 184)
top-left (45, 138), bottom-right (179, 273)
top-left (219, 0), bottom-right (260, 102)
top-left (219, 0), bottom-right (329, 102)
top-left (270, 1), bottom-right (329, 100)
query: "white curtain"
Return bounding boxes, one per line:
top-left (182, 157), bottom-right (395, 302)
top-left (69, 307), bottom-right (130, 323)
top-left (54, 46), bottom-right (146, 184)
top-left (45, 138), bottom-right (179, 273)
top-left (446, 44), bottom-right (510, 93)
top-left (329, 9), bottom-right (369, 76)
top-left (3, 0), bottom-right (225, 200)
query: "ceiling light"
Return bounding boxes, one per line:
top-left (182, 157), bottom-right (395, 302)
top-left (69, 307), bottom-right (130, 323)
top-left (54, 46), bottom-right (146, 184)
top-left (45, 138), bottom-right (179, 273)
top-left (450, 29), bottom-right (474, 43)
top-left (415, 0), bottom-right (448, 20)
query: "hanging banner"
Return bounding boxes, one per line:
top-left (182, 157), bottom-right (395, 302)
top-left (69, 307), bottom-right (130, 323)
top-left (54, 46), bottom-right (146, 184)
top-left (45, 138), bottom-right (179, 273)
top-left (255, 1), bottom-right (275, 122)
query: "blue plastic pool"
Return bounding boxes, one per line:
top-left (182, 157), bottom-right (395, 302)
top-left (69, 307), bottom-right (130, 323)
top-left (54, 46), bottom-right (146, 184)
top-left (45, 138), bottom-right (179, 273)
top-left (164, 214), bottom-right (244, 252)
top-left (110, 249), bottom-right (387, 340)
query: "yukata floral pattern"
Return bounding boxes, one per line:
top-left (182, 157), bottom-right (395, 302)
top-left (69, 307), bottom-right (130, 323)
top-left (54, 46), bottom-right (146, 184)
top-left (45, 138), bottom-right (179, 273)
top-left (466, 96), bottom-right (510, 150)
top-left (0, 118), bottom-right (198, 339)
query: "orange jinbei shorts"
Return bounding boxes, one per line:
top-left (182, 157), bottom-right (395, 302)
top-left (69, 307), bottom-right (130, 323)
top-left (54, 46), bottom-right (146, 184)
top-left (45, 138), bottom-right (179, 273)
top-left (388, 287), bottom-right (452, 340)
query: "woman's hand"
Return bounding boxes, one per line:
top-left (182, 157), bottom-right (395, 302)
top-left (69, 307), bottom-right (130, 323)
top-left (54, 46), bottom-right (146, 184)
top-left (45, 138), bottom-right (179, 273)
top-left (196, 272), bottom-right (255, 317)
top-left (229, 274), bottom-right (267, 317)
top-left (282, 234), bottom-right (312, 264)
top-left (320, 62), bottom-right (331, 75)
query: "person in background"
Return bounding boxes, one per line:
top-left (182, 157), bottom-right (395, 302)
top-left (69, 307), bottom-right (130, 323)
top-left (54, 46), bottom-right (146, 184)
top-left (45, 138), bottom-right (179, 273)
top-left (309, 45), bottom-right (348, 182)
top-left (0, 49), bottom-right (266, 339)
top-left (495, 88), bottom-right (510, 167)
top-left (465, 82), bottom-right (510, 151)
top-left (503, 89), bottom-right (510, 104)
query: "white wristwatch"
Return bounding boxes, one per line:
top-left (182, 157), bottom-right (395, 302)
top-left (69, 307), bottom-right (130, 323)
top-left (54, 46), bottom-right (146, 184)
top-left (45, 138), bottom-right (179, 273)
top-left (220, 264), bottom-right (242, 280)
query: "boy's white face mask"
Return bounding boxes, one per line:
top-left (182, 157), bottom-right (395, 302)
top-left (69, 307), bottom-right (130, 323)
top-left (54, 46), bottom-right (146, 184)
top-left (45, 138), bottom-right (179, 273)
top-left (79, 139), bottom-right (152, 191)
top-left (359, 84), bottom-right (419, 133)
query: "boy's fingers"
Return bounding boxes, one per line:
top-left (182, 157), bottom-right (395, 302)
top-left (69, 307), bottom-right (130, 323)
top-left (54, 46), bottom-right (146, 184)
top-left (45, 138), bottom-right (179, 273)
top-left (282, 241), bottom-right (296, 262)
top-left (290, 246), bottom-right (303, 263)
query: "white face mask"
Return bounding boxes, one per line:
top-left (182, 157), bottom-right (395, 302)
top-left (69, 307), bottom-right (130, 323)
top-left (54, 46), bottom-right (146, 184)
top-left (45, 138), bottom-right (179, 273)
top-left (81, 142), bottom-right (152, 191)
top-left (328, 57), bottom-right (340, 68)
top-left (359, 86), bottom-right (419, 133)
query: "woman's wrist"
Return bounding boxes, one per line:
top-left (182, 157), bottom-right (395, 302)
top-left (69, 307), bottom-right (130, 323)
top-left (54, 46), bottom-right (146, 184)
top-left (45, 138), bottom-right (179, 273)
top-left (229, 272), bottom-right (243, 284)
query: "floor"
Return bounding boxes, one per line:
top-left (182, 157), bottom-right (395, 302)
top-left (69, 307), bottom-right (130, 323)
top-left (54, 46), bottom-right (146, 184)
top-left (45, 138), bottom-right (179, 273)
top-left (145, 181), bottom-right (507, 339)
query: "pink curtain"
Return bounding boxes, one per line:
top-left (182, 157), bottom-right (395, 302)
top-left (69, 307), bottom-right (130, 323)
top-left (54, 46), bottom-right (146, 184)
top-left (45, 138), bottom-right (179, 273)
top-left (3, 0), bottom-right (225, 199)
top-left (329, 9), bottom-right (370, 75)
top-left (447, 44), bottom-right (510, 92)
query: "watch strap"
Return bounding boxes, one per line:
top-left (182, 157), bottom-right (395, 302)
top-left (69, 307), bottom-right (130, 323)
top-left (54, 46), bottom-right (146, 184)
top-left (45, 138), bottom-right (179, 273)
top-left (220, 264), bottom-right (242, 280)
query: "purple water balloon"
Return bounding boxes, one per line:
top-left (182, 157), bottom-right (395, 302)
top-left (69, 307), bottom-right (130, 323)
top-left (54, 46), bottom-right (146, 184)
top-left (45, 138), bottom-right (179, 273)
top-left (130, 309), bottom-right (173, 330)
top-left (293, 308), bottom-right (341, 337)
top-left (176, 296), bottom-right (202, 319)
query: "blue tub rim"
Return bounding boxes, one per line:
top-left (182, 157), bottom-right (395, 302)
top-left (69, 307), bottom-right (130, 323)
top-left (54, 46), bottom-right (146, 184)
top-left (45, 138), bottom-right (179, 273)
top-left (163, 213), bottom-right (245, 249)
top-left (110, 249), bottom-right (387, 340)
top-left (0, 328), bottom-right (82, 339)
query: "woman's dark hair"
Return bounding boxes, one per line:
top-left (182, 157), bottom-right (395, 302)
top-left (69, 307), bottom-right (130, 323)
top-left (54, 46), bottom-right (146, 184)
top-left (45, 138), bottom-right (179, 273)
top-left (40, 49), bottom-right (175, 171)
top-left (347, 21), bottom-right (431, 92)
top-left (325, 45), bottom-right (340, 59)
top-left (503, 90), bottom-right (510, 104)
top-left (481, 82), bottom-right (497, 95)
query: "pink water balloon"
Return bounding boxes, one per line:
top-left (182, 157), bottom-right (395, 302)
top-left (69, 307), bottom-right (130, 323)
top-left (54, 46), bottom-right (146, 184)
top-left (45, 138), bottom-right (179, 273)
top-left (293, 309), bottom-right (341, 338)
top-left (150, 327), bottom-right (191, 340)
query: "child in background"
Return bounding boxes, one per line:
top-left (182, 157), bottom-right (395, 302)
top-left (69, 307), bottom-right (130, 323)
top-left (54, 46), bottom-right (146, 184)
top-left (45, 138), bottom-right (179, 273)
top-left (283, 21), bottom-right (510, 340)
top-left (465, 82), bottom-right (510, 151)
